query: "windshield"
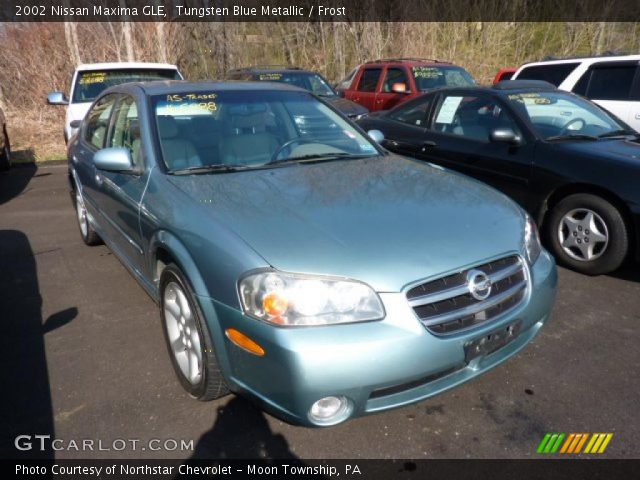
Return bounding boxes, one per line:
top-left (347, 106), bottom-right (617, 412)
top-left (505, 91), bottom-right (629, 139)
top-left (255, 72), bottom-right (336, 97)
top-left (412, 66), bottom-right (475, 91)
top-left (152, 90), bottom-right (379, 172)
top-left (72, 69), bottom-right (181, 103)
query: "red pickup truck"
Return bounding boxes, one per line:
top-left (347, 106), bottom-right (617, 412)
top-left (338, 58), bottom-right (475, 112)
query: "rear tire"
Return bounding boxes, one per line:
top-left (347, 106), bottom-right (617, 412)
top-left (546, 193), bottom-right (629, 275)
top-left (74, 187), bottom-right (101, 246)
top-left (159, 263), bottom-right (230, 401)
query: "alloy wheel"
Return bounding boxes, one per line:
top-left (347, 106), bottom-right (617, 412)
top-left (163, 281), bottom-right (203, 385)
top-left (557, 208), bottom-right (609, 262)
top-left (76, 190), bottom-right (88, 238)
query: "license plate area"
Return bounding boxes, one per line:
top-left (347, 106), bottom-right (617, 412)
top-left (464, 321), bottom-right (521, 363)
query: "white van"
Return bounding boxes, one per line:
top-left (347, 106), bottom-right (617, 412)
top-left (47, 62), bottom-right (182, 143)
top-left (513, 54), bottom-right (640, 131)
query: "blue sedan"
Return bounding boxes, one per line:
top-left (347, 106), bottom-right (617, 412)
top-left (68, 80), bottom-right (557, 426)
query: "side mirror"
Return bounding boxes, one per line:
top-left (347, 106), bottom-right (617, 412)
top-left (94, 148), bottom-right (135, 173)
top-left (368, 129), bottom-right (385, 144)
top-left (47, 92), bottom-right (68, 105)
top-left (70, 120), bottom-right (82, 129)
top-left (391, 82), bottom-right (409, 94)
top-left (490, 128), bottom-right (522, 146)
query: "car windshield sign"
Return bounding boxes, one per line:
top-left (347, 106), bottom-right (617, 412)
top-left (412, 66), bottom-right (475, 91)
top-left (153, 90), bottom-right (378, 173)
top-left (506, 91), bottom-right (628, 140)
top-left (73, 69), bottom-right (180, 103)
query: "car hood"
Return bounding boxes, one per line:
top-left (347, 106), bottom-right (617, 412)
top-left (323, 96), bottom-right (369, 117)
top-left (167, 156), bottom-right (526, 292)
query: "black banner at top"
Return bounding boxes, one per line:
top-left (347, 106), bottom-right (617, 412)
top-left (2, 0), bottom-right (640, 22)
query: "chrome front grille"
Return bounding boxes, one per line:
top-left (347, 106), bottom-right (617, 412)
top-left (406, 256), bottom-right (528, 335)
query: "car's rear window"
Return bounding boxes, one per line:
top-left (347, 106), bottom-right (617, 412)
top-left (411, 66), bottom-right (475, 91)
top-left (516, 63), bottom-right (580, 86)
top-left (72, 69), bottom-right (181, 103)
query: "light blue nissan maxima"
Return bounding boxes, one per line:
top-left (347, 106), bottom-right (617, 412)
top-left (67, 80), bottom-right (557, 427)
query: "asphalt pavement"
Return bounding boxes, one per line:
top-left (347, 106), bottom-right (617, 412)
top-left (1, 163), bottom-right (639, 460)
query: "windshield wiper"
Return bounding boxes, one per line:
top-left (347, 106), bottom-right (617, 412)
top-left (169, 164), bottom-right (251, 175)
top-left (597, 129), bottom-right (639, 139)
top-left (546, 134), bottom-right (599, 142)
top-left (267, 152), bottom-right (373, 166)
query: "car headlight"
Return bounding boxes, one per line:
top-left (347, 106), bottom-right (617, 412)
top-left (238, 271), bottom-right (385, 327)
top-left (523, 215), bottom-right (542, 265)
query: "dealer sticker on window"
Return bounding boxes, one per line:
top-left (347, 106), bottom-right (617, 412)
top-left (435, 96), bottom-right (463, 124)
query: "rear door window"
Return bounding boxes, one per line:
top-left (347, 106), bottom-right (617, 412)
top-left (574, 64), bottom-right (638, 101)
top-left (357, 68), bottom-right (382, 92)
top-left (337, 68), bottom-right (357, 90)
top-left (387, 96), bottom-right (432, 126)
top-left (517, 63), bottom-right (580, 86)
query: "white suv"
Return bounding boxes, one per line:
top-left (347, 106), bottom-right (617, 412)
top-left (513, 54), bottom-right (640, 131)
top-left (47, 62), bottom-right (182, 143)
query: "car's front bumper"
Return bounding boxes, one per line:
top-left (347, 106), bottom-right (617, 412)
top-left (198, 250), bottom-right (557, 426)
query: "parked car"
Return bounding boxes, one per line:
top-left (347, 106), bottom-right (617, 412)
top-left (226, 65), bottom-right (369, 119)
top-left (334, 67), bottom-right (358, 96)
top-left (67, 80), bottom-right (556, 426)
top-left (47, 62), bottom-right (182, 143)
top-left (341, 58), bottom-right (475, 112)
top-left (357, 80), bottom-right (640, 275)
top-left (512, 54), bottom-right (640, 131)
top-left (0, 106), bottom-right (10, 171)
top-left (493, 67), bottom-right (517, 84)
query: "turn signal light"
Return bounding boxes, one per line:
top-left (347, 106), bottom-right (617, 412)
top-left (225, 328), bottom-right (265, 357)
top-left (262, 292), bottom-right (288, 317)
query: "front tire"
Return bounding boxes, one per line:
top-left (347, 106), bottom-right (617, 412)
top-left (546, 193), bottom-right (629, 275)
top-left (159, 264), bottom-right (230, 401)
top-left (74, 187), bottom-right (101, 246)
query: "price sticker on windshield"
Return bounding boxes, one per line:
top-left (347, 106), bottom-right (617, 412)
top-left (79, 72), bottom-right (106, 85)
top-left (259, 73), bottom-right (283, 81)
top-left (435, 96), bottom-right (464, 124)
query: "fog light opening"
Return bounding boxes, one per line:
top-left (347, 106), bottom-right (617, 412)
top-left (308, 396), bottom-right (352, 426)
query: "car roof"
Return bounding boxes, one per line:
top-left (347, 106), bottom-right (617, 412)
top-left (362, 58), bottom-right (455, 67)
top-left (415, 81), bottom-right (558, 96)
top-left (113, 80), bottom-right (309, 96)
top-left (518, 54), bottom-right (640, 69)
top-left (75, 62), bottom-right (179, 71)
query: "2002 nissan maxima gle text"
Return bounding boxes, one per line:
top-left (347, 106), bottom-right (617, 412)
top-left (67, 80), bottom-right (557, 426)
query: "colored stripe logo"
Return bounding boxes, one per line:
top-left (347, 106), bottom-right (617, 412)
top-left (537, 433), bottom-right (613, 454)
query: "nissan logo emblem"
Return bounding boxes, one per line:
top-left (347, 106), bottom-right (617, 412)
top-left (467, 269), bottom-right (492, 301)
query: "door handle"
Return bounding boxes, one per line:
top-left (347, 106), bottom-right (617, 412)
top-left (421, 141), bottom-right (437, 152)
top-left (93, 165), bottom-right (103, 185)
